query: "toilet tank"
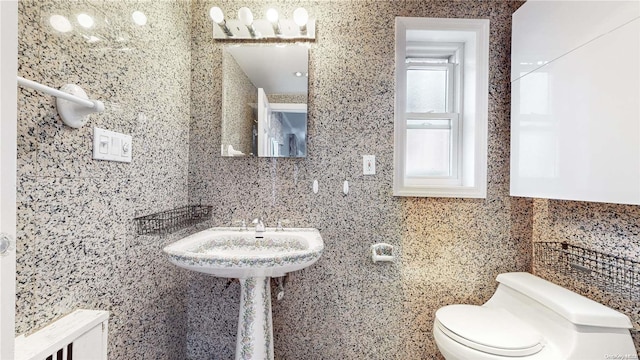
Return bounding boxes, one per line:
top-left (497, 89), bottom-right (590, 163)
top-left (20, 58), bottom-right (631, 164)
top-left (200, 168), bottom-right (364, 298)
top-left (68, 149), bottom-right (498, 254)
top-left (495, 272), bottom-right (632, 328)
top-left (485, 272), bottom-right (636, 359)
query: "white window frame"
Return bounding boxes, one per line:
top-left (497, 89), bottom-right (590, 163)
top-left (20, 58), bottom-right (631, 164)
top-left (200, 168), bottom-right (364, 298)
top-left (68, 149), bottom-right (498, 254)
top-left (394, 17), bottom-right (489, 198)
top-left (405, 49), bottom-right (462, 184)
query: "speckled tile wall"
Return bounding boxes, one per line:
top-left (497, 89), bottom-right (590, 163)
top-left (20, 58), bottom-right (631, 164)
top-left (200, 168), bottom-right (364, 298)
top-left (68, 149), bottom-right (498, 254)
top-left (187, 1), bottom-right (531, 358)
top-left (17, 0), bottom-right (638, 359)
top-left (16, 0), bottom-right (193, 358)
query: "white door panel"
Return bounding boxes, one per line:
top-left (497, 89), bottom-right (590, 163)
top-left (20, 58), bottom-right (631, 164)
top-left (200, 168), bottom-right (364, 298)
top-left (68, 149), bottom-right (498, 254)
top-left (257, 88), bottom-right (272, 157)
top-left (0, 0), bottom-right (18, 358)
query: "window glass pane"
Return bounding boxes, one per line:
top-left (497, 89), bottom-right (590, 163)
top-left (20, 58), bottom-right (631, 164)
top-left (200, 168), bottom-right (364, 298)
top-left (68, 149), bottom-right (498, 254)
top-left (406, 68), bottom-right (448, 113)
top-left (405, 128), bottom-right (451, 177)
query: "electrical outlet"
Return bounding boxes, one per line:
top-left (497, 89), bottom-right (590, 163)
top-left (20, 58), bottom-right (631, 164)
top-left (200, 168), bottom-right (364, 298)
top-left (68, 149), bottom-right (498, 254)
top-left (363, 155), bottom-right (375, 175)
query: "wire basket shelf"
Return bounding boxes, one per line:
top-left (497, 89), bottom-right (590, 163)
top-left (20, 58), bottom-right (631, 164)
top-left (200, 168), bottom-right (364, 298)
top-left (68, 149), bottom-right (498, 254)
top-left (534, 242), bottom-right (640, 302)
top-left (134, 205), bottom-right (212, 236)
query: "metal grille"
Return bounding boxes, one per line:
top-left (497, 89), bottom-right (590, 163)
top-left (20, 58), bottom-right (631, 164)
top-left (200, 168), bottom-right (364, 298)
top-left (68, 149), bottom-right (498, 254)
top-left (134, 205), bottom-right (212, 235)
top-left (534, 242), bottom-right (640, 302)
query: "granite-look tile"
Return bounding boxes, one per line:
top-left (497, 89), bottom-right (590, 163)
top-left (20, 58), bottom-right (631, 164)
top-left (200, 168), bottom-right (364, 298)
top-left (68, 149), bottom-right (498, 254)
top-left (16, 89), bottom-right (44, 178)
top-left (17, 2), bottom-right (67, 180)
top-left (23, 177), bottom-right (134, 334)
top-left (34, 177), bottom-right (133, 239)
top-left (186, 273), bottom-right (240, 360)
top-left (35, 0), bottom-right (191, 54)
top-left (109, 231), bottom-right (190, 359)
top-left (15, 177), bottom-right (43, 335)
top-left (129, 175), bottom-right (189, 222)
top-left (130, 109), bottom-right (191, 180)
top-left (17, 1), bottom-right (193, 358)
top-left (106, 0), bottom-right (192, 47)
top-left (273, 257), bottom-right (403, 359)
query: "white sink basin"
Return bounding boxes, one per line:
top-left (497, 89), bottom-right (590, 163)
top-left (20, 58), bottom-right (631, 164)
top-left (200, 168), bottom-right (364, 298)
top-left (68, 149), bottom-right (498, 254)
top-left (163, 227), bottom-right (324, 278)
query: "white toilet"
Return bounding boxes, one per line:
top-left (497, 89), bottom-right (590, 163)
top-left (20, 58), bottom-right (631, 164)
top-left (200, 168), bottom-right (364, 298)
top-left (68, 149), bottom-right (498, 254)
top-left (433, 272), bottom-right (637, 359)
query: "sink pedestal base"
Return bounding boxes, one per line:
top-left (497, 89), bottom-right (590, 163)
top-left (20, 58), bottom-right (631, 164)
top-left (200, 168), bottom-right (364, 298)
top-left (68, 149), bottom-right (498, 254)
top-left (236, 277), bottom-right (274, 360)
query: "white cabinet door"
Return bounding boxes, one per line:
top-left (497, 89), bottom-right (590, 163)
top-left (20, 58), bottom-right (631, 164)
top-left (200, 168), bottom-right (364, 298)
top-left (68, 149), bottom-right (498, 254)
top-left (511, 13), bottom-right (640, 204)
top-left (0, 1), bottom-right (17, 358)
top-left (511, 0), bottom-right (640, 82)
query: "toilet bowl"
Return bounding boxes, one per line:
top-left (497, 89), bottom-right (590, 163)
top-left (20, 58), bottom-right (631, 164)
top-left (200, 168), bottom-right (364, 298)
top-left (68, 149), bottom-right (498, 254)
top-left (433, 272), bottom-right (637, 359)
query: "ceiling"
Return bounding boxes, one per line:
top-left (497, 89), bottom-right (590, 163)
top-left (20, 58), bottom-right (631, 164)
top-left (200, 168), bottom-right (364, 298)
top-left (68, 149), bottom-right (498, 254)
top-left (226, 44), bottom-right (308, 95)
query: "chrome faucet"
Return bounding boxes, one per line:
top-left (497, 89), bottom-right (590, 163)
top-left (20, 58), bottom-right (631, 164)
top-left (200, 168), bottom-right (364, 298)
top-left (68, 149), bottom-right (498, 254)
top-left (252, 218), bottom-right (265, 235)
top-left (276, 219), bottom-right (290, 231)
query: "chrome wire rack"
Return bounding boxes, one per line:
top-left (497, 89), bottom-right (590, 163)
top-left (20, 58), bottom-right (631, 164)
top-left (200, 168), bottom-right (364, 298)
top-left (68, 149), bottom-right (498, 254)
top-left (134, 205), bottom-right (212, 235)
top-left (534, 242), bottom-right (640, 302)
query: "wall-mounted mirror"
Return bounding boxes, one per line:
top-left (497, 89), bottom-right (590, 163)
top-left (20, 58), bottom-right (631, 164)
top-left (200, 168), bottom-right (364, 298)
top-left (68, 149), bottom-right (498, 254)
top-left (221, 44), bottom-right (309, 157)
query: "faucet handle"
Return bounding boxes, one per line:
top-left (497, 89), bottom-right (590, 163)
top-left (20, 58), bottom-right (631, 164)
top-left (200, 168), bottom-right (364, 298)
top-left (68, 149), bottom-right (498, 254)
top-left (234, 219), bottom-right (248, 231)
top-left (252, 217), bottom-right (266, 232)
top-left (276, 219), bottom-right (290, 231)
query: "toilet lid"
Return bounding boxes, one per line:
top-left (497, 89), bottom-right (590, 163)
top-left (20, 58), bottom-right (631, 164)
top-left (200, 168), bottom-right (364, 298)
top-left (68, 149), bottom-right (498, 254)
top-left (435, 305), bottom-right (544, 357)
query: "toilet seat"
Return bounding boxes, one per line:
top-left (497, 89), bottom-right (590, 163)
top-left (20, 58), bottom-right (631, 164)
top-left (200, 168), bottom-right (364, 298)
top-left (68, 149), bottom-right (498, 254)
top-left (435, 305), bottom-right (544, 357)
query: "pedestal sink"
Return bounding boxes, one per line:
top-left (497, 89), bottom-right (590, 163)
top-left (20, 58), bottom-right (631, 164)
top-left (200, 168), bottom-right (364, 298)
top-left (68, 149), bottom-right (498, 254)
top-left (163, 227), bottom-right (323, 360)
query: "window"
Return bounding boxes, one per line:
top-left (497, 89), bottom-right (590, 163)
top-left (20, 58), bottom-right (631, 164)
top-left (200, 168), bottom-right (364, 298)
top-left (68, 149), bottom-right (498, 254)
top-left (394, 17), bottom-right (489, 198)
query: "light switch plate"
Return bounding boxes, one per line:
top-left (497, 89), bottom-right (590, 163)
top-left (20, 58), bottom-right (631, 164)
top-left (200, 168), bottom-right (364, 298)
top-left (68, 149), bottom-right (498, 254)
top-left (363, 155), bottom-right (375, 175)
top-left (93, 127), bottom-right (132, 163)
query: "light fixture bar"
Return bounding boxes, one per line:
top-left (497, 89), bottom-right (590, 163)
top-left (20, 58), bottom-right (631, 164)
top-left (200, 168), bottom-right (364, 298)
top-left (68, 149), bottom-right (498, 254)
top-left (210, 6), bottom-right (315, 40)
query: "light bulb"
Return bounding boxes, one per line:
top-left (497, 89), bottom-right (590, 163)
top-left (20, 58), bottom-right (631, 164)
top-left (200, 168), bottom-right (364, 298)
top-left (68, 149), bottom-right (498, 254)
top-left (49, 15), bottom-right (73, 33)
top-left (131, 11), bottom-right (147, 26)
top-left (266, 8), bottom-right (279, 23)
top-left (238, 7), bottom-right (253, 26)
top-left (293, 7), bottom-right (308, 27)
top-left (209, 6), bottom-right (224, 24)
top-left (77, 13), bottom-right (94, 29)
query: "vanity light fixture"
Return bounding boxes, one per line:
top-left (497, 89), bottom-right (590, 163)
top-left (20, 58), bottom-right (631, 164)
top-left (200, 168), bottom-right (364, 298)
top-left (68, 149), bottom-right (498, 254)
top-left (210, 6), bottom-right (315, 40)
top-left (293, 7), bottom-right (309, 36)
top-left (131, 11), bottom-right (147, 26)
top-left (209, 6), bottom-right (233, 37)
top-left (49, 14), bottom-right (73, 33)
top-left (294, 71), bottom-right (303, 77)
top-left (238, 7), bottom-right (256, 37)
top-left (265, 8), bottom-right (281, 36)
top-left (77, 13), bottom-right (94, 29)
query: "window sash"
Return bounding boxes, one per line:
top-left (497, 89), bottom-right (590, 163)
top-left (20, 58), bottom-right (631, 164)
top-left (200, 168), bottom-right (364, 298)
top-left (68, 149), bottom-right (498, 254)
top-left (406, 63), bottom-right (455, 114)
top-left (403, 113), bottom-right (460, 185)
top-left (402, 54), bottom-right (461, 185)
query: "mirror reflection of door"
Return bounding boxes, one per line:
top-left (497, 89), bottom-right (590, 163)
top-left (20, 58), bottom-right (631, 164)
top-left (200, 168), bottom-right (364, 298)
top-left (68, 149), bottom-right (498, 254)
top-left (270, 103), bottom-right (307, 157)
top-left (257, 88), bottom-right (272, 157)
top-left (221, 44), bottom-right (308, 158)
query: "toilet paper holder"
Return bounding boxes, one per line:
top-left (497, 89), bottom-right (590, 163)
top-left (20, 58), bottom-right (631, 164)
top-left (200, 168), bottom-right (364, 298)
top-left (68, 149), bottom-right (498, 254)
top-left (371, 243), bottom-right (394, 263)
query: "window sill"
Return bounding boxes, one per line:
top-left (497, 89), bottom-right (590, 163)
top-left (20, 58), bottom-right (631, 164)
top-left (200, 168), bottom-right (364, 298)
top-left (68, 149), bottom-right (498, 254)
top-left (393, 185), bottom-right (486, 199)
